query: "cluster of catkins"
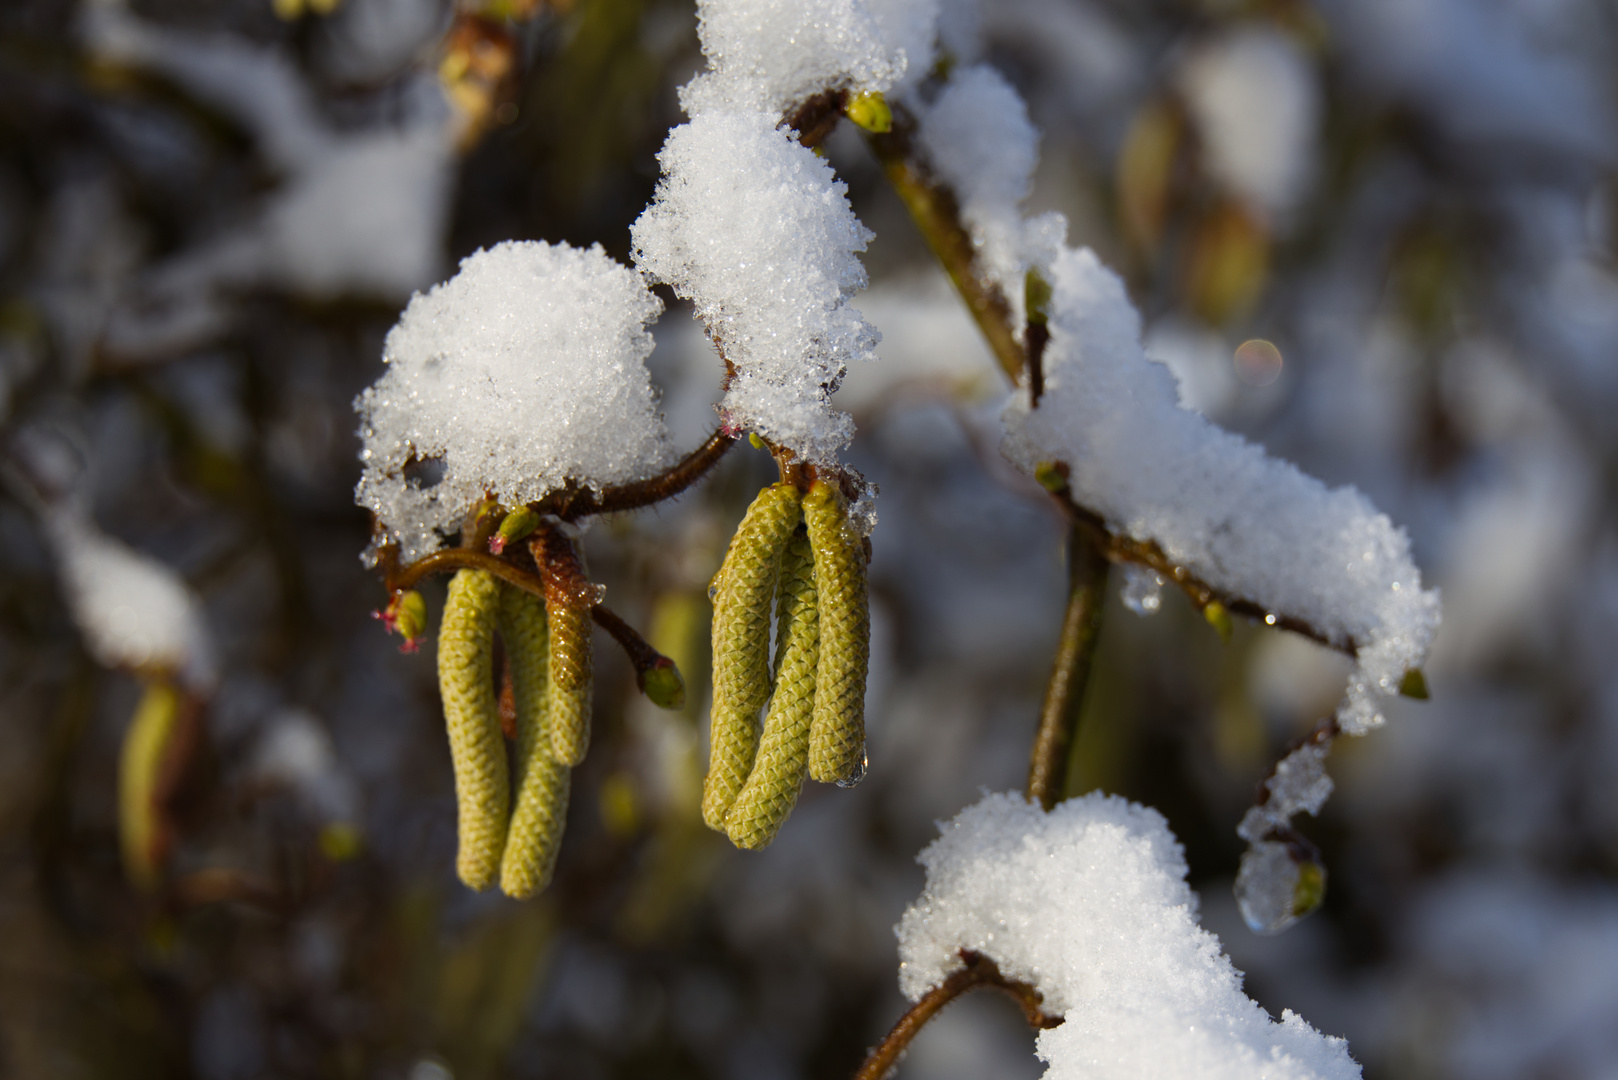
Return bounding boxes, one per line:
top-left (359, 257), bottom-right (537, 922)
top-left (705, 478), bottom-right (870, 849)
top-left (403, 513), bottom-right (601, 898)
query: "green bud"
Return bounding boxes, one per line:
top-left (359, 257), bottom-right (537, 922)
top-left (1203, 601), bottom-right (1233, 644)
top-left (1025, 268), bottom-right (1053, 328)
top-left (1399, 668), bottom-right (1429, 699)
top-left (1291, 859), bottom-right (1326, 918)
top-left (640, 657), bottom-right (686, 711)
top-left (1033, 461), bottom-right (1069, 494)
top-left (845, 90), bottom-right (893, 133)
top-left (748, 431), bottom-right (767, 450)
top-left (491, 505), bottom-right (541, 554)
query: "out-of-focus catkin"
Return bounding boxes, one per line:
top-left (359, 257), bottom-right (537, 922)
top-left (438, 568), bottom-right (510, 890)
top-left (804, 480), bottom-right (869, 784)
top-left (703, 482), bottom-right (801, 829)
top-left (725, 525), bottom-right (818, 849)
top-left (497, 583), bottom-right (569, 898)
top-left (534, 529), bottom-right (594, 767)
top-left (119, 680), bottom-right (181, 891)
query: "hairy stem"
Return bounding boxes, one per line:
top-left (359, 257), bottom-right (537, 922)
top-left (865, 105), bottom-right (1025, 388)
top-left (851, 951), bottom-right (1062, 1080)
top-left (549, 428), bottom-right (739, 519)
top-left (1026, 524), bottom-right (1110, 810)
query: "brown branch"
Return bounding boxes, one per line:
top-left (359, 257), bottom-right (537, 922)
top-left (543, 427), bottom-right (739, 520)
top-left (786, 88), bottom-right (849, 149)
top-left (865, 103), bottom-right (1026, 387)
top-left (1026, 524), bottom-right (1110, 810)
top-left (388, 547), bottom-right (548, 599)
top-left (385, 544), bottom-right (680, 703)
top-left (852, 950), bottom-right (1062, 1080)
top-left (1055, 491), bottom-right (1353, 657)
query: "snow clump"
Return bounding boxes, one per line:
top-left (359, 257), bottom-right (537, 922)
top-left (680, 0), bottom-right (936, 115)
top-left (355, 241), bottom-right (673, 564)
top-left (632, 111), bottom-right (879, 463)
top-left (896, 792), bottom-right (1363, 1080)
top-left (49, 510), bottom-right (216, 689)
top-left (1179, 26), bottom-right (1321, 223)
top-left (1002, 246), bottom-right (1440, 737)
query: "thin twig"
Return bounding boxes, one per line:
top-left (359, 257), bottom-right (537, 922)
top-left (1057, 492), bottom-right (1353, 657)
top-left (1026, 524), bottom-right (1110, 810)
top-left (543, 428), bottom-right (739, 520)
top-left (852, 950), bottom-right (1062, 1080)
top-left (389, 547), bottom-right (547, 598)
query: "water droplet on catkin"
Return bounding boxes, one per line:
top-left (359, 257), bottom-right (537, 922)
top-left (836, 749), bottom-right (869, 789)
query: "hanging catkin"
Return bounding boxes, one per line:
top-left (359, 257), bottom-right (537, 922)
top-left (119, 680), bottom-right (180, 891)
top-left (724, 524), bottom-right (819, 849)
top-left (804, 480), bottom-right (870, 784)
top-left (438, 568), bottom-right (510, 890)
top-left (534, 528), bottom-right (595, 767)
top-left (703, 482), bottom-right (802, 829)
top-left (496, 583), bottom-right (570, 899)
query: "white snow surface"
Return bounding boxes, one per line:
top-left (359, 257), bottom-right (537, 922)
top-left (896, 792), bottom-right (1362, 1080)
top-left (355, 241), bottom-right (672, 564)
top-left (681, 0), bottom-right (937, 114)
top-left (632, 110), bottom-right (878, 463)
top-left (1179, 27), bottom-right (1320, 222)
top-left (49, 511), bottom-right (215, 689)
top-left (1002, 246), bottom-right (1439, 735)
top-left (916, 64), bottom-right (1040, 295)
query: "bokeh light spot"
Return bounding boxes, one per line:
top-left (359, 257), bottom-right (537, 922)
top-left (1233, 338), bottom-right (1283, 386)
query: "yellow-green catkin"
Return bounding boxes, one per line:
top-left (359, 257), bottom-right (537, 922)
top-left (438, 568), bottom-right (510, 891)
top-left (497, 584), bottom-right (570, 899)
top-left (703, 482), bottom-right (802, 830)
top-left (537, 531), bottom-right (594, 767)
top-left (119, 680), bottom-right (180, 891)
top-left (804, 480), bottom-right (870, 784)
top-left (725, 525), bottom-right (819, 849)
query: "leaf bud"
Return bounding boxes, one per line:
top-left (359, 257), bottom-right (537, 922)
top-left (845, 90), bottom-right (893, 133)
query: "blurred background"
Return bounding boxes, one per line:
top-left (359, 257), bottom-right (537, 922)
top-left (1, 0), bottom-right (1616, 1077)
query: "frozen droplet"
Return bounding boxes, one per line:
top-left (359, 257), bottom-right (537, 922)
top-left (707, 579), bottom-right (719, 603)
top-left (1235, 840), bottom-right (1326, 935)
top-left (836, 748), bottom-right (868, 788)
top-left (589, 583), bottom-right (607, 605)
top-left (1120, 564), bottom-right (1164, 616)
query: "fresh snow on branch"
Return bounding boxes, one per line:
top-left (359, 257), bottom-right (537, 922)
top-left (49, 510), bottom-right (215, 689)
top-left (1001, 246), bottom-right (1440, 738)
top-left (680, 0), bottom-right (936, 115)
top-left (355, 241), bottom-right (673, 563)
top-left (632, 112), bottom-right (879, 464)
top-left (897, 792), bottom-right (1362, 1080)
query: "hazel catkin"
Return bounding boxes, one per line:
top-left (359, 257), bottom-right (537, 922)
top-left (496, 583), bottom-right (570, 899)
top-left (118, 680), bottom-right (181, 891)
top-left (534, 528), bottom-right (595, 767)
top-left (724, 524), bottom-right (818, 849)
top-left (703, 482), bottom-right (802, 829)
top-left (438, 568), bottom-right (510, 890)
top-left (803, 479), bottom-right (870, 785)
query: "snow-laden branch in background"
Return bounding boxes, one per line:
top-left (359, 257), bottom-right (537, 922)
top-left (82, 0), bottom-right (453, 315)
top-left (896, 792), bottom-right (1362, 1080)
top-left (355, 241), bottom-right (674, 565)
top-left (48, 509), bottom-right (216, 691)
